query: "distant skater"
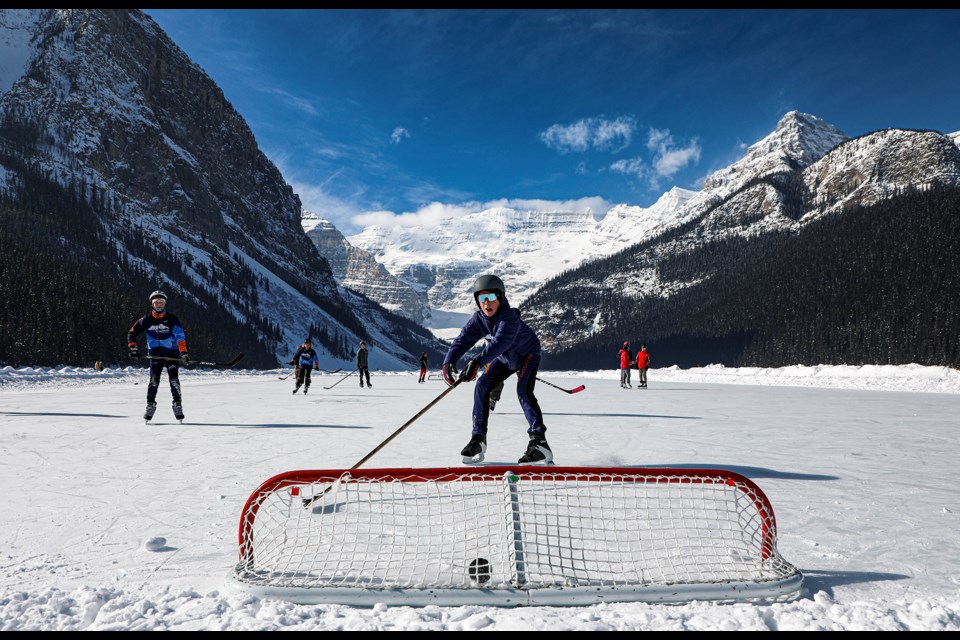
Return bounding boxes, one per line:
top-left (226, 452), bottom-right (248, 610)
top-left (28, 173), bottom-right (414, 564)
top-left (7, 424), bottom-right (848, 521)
top-left (619, 341), bottom-right (633, 388)
top-left (127, 290), bottom-right (189, 422)
top-left (289, 338), bottom-right (320, 394)
top-left (418, 351), bottom-right (428, 383)
top-left (357, 341), bottom-right (372, 387)
top-left (636, 343), bottom-right (650, 388)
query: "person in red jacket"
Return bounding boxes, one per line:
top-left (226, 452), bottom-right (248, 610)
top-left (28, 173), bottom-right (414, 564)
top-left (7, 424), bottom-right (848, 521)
top-left (636, 343), bottom-right (651, 389)
top-left (619, 341), bottom-right (633, 389)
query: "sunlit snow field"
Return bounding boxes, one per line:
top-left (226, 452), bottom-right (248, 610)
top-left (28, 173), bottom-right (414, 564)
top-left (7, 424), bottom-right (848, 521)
top-left (1, 363), bottom-right (959, 630)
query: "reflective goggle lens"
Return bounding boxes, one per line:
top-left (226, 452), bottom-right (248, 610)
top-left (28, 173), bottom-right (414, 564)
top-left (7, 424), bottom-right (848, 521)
top-left (477, 292), bottom-right (498, 303)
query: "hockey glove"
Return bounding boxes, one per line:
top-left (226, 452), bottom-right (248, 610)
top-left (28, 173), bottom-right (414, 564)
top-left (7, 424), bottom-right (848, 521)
top-left (128, 345), bottom-right (140, 358)
top-left (441, 362), bottom-right (459, 387)
top-left (180, 352), bottom-right (191, 365)
top-left (458, 359), bottom-right (481, 383)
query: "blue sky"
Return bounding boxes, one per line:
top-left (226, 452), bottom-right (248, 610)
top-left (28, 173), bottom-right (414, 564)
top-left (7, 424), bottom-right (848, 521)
top-left (143, 9), bottom-right (960, 234)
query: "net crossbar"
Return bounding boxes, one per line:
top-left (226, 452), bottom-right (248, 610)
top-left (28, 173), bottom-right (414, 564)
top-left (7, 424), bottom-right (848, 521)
top-left (227, 466), bottom-right (803, 606)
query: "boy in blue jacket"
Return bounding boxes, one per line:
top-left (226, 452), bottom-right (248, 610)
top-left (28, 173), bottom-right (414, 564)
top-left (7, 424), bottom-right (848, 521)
top-left (290, 338), bottom-right (320, 394)
top-left (442, 274), bottom-right (552, 465)
top-left (127, 290), bottom-right (189, 422)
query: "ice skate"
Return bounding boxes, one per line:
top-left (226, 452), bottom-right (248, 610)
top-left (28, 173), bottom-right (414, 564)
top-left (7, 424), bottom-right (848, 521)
top-left (518, 435), bottom-right (553, 465)
top-left (461, 434), bottom-right (487, 464)
top-left (143, 401), bottom-right (157, 423)
top-left (172, 402), bottom-right (184, 423)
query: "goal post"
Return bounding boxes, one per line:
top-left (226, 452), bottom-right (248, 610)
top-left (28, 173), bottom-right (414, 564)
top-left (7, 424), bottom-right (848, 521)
top-left (226, 466), bottom-right (803, 606)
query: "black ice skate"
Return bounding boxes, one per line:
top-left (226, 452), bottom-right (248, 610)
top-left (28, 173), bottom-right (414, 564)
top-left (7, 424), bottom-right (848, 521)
top-left (172, 403), bottom-right (184, 423)
top-left (461, 434), bottom-right (487, 464)
top-left (144, 401), bottom-right (157, 423)
top-left (518, 435), bottom-right (553, 465)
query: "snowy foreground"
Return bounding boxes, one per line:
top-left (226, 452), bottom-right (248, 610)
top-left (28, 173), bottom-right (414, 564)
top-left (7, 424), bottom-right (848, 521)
top-left (2, 363), bottom-right (959, 630)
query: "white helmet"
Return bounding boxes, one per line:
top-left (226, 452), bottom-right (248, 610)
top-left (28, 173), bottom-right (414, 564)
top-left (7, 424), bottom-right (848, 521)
top-left (149, 290), bottom-right (168, 303)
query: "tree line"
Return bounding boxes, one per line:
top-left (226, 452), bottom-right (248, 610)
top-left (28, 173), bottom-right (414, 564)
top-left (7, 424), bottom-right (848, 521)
top-left (538, 185), bottom-right (960, 370)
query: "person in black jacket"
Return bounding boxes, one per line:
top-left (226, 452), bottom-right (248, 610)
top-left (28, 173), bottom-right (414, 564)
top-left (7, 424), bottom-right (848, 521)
top-left (418, 351), bottom-right (428, 383)
top-left (357, 341), bottom-right (372, 388)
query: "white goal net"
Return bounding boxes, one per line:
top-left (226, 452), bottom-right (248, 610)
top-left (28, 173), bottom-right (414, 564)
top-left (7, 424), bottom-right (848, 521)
top-left (227, 466), bottom-right (802, 606)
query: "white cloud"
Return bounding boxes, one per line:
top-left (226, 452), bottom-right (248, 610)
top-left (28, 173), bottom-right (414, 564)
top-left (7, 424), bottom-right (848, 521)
top-left (391, 127), bottom-right (411, 144)
top-left (351, 196), bottom-right (614, 229)
top-left (645, 128), bottom-right (701, 178)
top-left (609, 157), bottom-right (648, 180)
top-left (539, 116), bottom-right (636, 154)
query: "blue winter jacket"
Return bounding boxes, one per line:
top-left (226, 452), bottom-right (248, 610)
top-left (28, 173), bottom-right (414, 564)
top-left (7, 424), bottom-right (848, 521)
top-left (443, 297), bottom-right (541, 371)
top-left (291, 346), bottom-right (319, 368)
top-left (127, 311), bottom-right (187, 358)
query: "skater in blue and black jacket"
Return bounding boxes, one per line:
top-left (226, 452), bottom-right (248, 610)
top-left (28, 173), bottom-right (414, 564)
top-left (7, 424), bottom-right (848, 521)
top-left (127, 290), bottom-right (189, 421)
top-left (442, 274), bottom-right (552, 465)
top-left (289, 338), bottom-right (320, 394)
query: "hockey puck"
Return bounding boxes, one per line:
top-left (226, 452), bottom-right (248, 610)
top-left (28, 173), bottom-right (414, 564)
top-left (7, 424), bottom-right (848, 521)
top-left (468, 557), bottom-right (491, 584)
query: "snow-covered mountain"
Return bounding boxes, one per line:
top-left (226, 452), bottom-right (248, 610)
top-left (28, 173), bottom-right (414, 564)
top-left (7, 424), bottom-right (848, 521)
top-left (301, 212), bottom-right (431, 325)
top-left (347, 187), bottom-right (696, 336)
top-left (519, 111), bottom-right (960, 365)
top-left (0, 9), bottom-right (445, 369)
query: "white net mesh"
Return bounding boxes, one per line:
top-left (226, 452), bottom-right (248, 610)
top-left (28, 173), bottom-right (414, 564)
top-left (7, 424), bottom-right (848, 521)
top-left (232, 467), bottom-right (801, 603)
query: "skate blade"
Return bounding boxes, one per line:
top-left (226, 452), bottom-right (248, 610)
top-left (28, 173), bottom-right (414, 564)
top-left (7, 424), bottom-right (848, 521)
top-left (519, 460), bottom-right (555, 466)
top-left (462, 453), bottom-right (485, 464)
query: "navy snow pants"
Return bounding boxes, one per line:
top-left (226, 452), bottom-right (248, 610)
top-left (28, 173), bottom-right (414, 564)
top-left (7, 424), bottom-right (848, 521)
top-left (472, 353), bottom-right (546, 437)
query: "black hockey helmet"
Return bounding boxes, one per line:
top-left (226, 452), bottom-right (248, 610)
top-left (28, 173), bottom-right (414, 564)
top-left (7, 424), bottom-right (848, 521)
top-left (471, 274), bottom-right (505, 307)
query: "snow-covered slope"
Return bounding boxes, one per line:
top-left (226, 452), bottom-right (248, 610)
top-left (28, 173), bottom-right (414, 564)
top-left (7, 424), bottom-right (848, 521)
top-left (348, 187), bottom-right (696, 324)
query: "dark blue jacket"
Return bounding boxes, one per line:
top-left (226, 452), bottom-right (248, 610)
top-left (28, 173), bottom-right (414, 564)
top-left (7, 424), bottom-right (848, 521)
top-left (443, 298), bottom-right (541, 370)
top-left (127, 311), bottom-right (187, 358)
top-left (291, 346), bottom-right (319, 368)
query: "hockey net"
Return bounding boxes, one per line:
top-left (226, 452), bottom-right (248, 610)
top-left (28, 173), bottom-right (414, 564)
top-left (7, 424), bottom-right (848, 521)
top-left (228, 466), bottom-right (802, 606)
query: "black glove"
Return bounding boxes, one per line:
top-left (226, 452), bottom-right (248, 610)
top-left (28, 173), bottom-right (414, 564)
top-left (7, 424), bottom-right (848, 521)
top-left (180, 352), bottom-right (191, 365)
top-left (442, 362), bottom-right (459, 387)
top-left (129, 345), bottom-right (140, 358)
top-left (458, 359), bottom-right (481, 383)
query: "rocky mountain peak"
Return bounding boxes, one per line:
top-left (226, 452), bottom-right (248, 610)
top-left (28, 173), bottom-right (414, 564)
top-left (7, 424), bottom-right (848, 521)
top-left (702, 111), bottom-right (848, 193)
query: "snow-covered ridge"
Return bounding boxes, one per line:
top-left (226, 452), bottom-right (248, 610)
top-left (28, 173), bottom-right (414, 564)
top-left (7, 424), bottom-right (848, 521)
top-left (3, 363), bottom-right (958, 394)
top-left (701, 111), bottom-right (848, 194)
top-left (347, 187), bottom-right (697, 316)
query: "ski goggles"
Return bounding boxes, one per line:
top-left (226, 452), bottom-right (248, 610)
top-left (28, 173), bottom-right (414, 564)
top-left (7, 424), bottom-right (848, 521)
top-left (477, 292), bottom-right (499, 303)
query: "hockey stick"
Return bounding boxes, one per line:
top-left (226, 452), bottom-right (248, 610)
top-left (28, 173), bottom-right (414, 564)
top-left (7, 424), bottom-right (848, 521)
top-left (303, 380), bottom-right (463, 508)
top-left (279, 367), bottom-right (341, 380)
top-left (536, 377), bottom-right (585, 394)
top-left (323, 369), bottom-right (357, 389)
top-left (136, 352), bottom-right (245, 369)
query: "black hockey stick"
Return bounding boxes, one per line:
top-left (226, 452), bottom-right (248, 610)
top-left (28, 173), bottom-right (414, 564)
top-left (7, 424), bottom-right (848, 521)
top-left (536, 377), bottom-right (585, 394)
top-left (136, 352), bottom-right (245, 369)
top-left (303, 380), bottom-right (463, 508)
top-left (323, 369), bottom-right (357, 389)
top-left (279, 367), bottom-right (342, 380)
